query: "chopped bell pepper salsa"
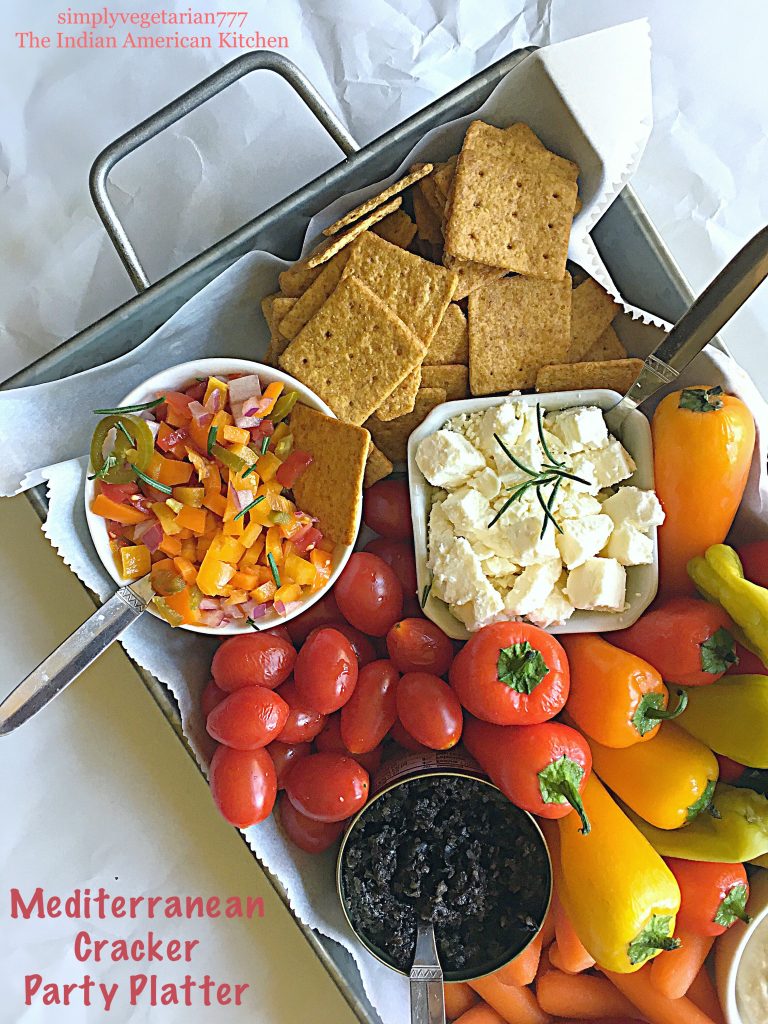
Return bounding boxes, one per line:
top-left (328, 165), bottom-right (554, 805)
top-left (88, 373), bottom-right (327, 627)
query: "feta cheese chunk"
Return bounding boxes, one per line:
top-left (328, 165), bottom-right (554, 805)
top-left (415, 429), bottom-right (485, 488)
top-left (527, 586), bottom-right (575, 628)
top-left (556, 514), bottom-right (614, 569)
top-left (550, 406), bottom-right (609, 453)
top-left (504, 558), bottom-right (562, 617)
top-left (484, 512), bottom-right (560, 565)
top-left (441, 486), bottom-right (491, 539)
top-left (604, 522), bottom-right (654, 566)
top-left (431, 537), bottom-right (488, 606)
top-left (427, 501), bottom-right (454, 565)
top-left (591, 439), bottom-right (636, 489)
top-left (566, 558), bottom-right (627, 611)
top-left (600, 486), bottom-right (665, 530)
top-left (468, 466), bottom-right (502, 501)
top-left (450, 576), bottom-right (505, 631)
top-left (477, 401), bottom-right (524, 460)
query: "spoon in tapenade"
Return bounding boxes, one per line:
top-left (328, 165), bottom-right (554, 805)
top-left (409, 909), bottom-right (445, 1024)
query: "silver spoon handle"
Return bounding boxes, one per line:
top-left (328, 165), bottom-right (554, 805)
top-left (410, 921), bottom-right (445, 1024)
top-left (0, 577), bottom-right (152, 735)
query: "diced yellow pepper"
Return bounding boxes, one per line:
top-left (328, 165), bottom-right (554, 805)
top-left (223, 589), bottom-right (248, 605)
top-left (266, 526), bottom-right (284, 564)
top-left (202, 491), bottom-right (227, 517)
top-left (120, 544), bottom-right (151, 580)
top-left (240, 535), bottom-right (266, 568)
top-left (218, 537), bottom-right (245, 565)
top-left (203, 376), bottom-right (228, 407)
top-left (197, 540), bottom-right (235, 596)
top-left (222, 425), bottom-right (250, 446)
top-left (285, 552), bottom-right (317, 587)
top-left (274, 583), bottom-right (302, 610)
top-left (180, 539), bottom-right (197, 561)
top-left (256, 451), bottom-right (282, 482)
top-left (172, 486), bottom-right (204, 507)
top-left (152, 501), bottom-right (182, 536)
top-left (241, 520), bottom-right (263, 549)
top-left (165, 498), bottom-right (184, 514)
top-left (212, 409), bottom-right (233, 430)
top-left (229, 444), bottom-right (257, 467)
top-left (252, 579), bottom-right (277, 604)
top-left (223, 512), bottom-right (245, 537)
top-left (271, 421), bottom-right (291, 445)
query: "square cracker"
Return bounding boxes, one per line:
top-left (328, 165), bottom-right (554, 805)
top-left (364, 443), bottom-right (394, 488)
top-left (583, 324), bottom-right (627, 362)
top-left (426, 303), bottom-right (469, 365)
top-left (322, 164), bottom-right (433, 236)
top-left (443, 253), bottom-right (506, 301)
top-left (468, 273), bottom-right (572, 394)
top-left (277, 251), bottom-right (350, 341)
top-left (444, 121), bottom-right (578, 278)
top-left (279, 261), bottom-right (323, 298)
top-left (412, 186), bottom-right (443, 246)
top-left (419, 174), bottom-right (445, 220)
top-left (342, 231), bottom-right (457, 345)
top-left (535, 358), bottom-right (644, 394)
top-left (372, 209), bottom-right (418, 249)
top-left (421, 364), bottom-right (469, 402)
top-left (365, 388), bottom-right (447, 463)
top-left (279, 274), bottom-right (425, 426)
top-left (432, 156), bottom-right (458, 205)
top-left (288, 403), bottom-right (369, 545)
top-left (375, 366), bottom-right (422, 421)
top-left (566, 277), bottom-right (621, 361)
top-left (306, 198), bottom-right (403, 269)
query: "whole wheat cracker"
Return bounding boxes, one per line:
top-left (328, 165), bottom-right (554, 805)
top-left (443, 253), bottom-right (506, 301)
top-left (421, 364), bottom-right (469, 402)
top-left (566, 277), bottom-right (621, 361)
top-left (419, 174), bottom-right (445, 220)
top-left (278, 274), bottom-right (425, 426)
top-left (306, 198), bottom-right (403, 269)
top-left (364, 443), bottom-right (394, 489)
top-left (375, 366), bottom-right (422, 421)
top-left (277, 251), bottom-right (350, 341)
top-left (432, 156), bottom-right (458, 205)
top-left (288, 403), bottom-right (370, 545)
top-left (322, 163), bottom-right (433, 236)
top-left (535, 358), bottom-right (644, 394)
top-left (412, 186), bottom-right (443, 246)
top-left (583, 324), bottom-right (627, 362)
top-left (425, 304), bottom-right (469, 365)
top-left (341, 231), bottom-right (457, 345)
top-left (468, 273), bottom-right (572, 394)
top-left (372, 209), bottom-right (418, 249)
top-left (364, 388), bottom-right (447, 464)
top-left (279, 261), bottom-right (323, 298)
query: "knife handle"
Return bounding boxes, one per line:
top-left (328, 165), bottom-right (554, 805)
top-left (0, 587), bottom-right (147, 735)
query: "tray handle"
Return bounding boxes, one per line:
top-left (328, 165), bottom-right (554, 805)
top-left (89, 51), bottom-right (360, 293)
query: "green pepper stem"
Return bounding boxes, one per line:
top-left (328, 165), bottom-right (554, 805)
top-left (651, 937), bottom-right (682, 952)
top-left (644, 688), bottom-right (689, 721)
top-left (554, 778), bottom-right (591, 836)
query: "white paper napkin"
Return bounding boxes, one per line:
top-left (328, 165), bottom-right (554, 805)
top-left (3, 23), bottom-right (766, 1024)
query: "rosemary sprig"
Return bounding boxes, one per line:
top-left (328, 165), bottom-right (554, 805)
top-left (421, 579), bottom-right (433, 608)
top-left (88, 454), bottom-right (118, 481)
top-left (130, 463), bottom-right (172, 495)
top-left (536, 481), bottom-right (563, 536)
top-left (233, 494), bottom-right (265, 522)
top-left (207, 425), bottom-right (218, 456)
top-left (536, 404), bottom-right (565, 467)
top-left (93, 396), bottom-right (165, 414)
top-left (268, 552), bottom-right (281, 588)
top-left (540, 477), bottom-right (563, 540)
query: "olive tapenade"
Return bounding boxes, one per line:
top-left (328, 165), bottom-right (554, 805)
top-left (340, 774), bottom-right (550, 977)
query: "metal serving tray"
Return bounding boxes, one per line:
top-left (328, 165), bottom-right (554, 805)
top-left (2, 48), bottom-right (696, 1024)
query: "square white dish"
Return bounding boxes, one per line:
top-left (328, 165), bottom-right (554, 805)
top-left (407, 389), bottom-right (658, 639)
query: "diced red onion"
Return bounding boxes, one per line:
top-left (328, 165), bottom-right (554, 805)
top-left (199, 609), bottom-right (225, 628)
top-left (184, 382), bottom-right (206, 402)
top-left (243, 395), bottom-right (273, 418)
top-left (132, 518), bottom-right (155, 540)
top-left (199, 597), bottom-right (221, 611)
top-left (226, 605), bottom-right (246, 620)
top-left (142, 523), bottom-right (164, 553)
top-left (232, 487), bottom-right (254, 511)
top-left (205, 387), bottom-right (223, 414)
top-left (145, 420), bottom-right (160, 440)
top-left (235, 412), bottom-right (264, 429)
top-left (228, 374), bottom-right (262, 404)
top-left (242, 600), bottom-right (268, 619)
top-left (189, 401), bottom-right (213, 428)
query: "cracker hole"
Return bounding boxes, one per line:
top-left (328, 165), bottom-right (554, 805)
top-left (469, 232), bottom-right (477, 240)
top-left (478, 170), bottom-right (485, 178)
top-left (506, 243), bottom-right (514, 250)
top-left (515, 180), bottom-right (522, 188)
top-left (473, 201), bottom-right (482, 208)
top-left (542, 254), bottom-right (549, 261)
top-left (552, 192), bottom-right (560, 199)
top-left (301, 358), bottom-right (308, 365)
top-left (325, 379), bottom-right (331, 385)
top-left (325, 330), bottom-right (333, 339)
top-left (547, 223), bottom-right (553, 229)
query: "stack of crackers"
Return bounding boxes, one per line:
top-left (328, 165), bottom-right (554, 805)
top-left (258, 120), bottom-right (642, 538)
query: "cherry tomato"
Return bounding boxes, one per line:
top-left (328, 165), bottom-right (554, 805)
top-left (450, 622), bottom-right (569, 725)
top-left (386, 618), bottom-right (454, 676)
top-left (396, 672), bottom-right (463, 749)
top-left (262, 624), bottom-right (292, 645)
top-left (364, 538), bottom-right (417, 594)
top-left (200, 679), bottom-right (227, 719)
top-left (335, 552), bottom-right (403, 637)
top-left (323, 622), bottom-right (377, 667)
top-left (388, 719), bottom-right (430, 753)
top-left (209, 745), bottom-right (277, 828)
top-left (286, 591), bottom-right (341, 645)
top-left (278, 796), bottom-right (347, 854)
top-left (267, 740), bottom-right (312, 789)
top-left (284, 753), bottom-right (369, 822)
top-left (275, 449), bottom-right (313, 489)
top-left (276, 679), bottom-right (327, 743)
top-left (294, 627), bottom-right (359, 714)
top-left (206, 686), bottom-right (289, 750)
top-left (363, 479), bottom-right (412, 539)
top-left (315, 716), bottom-right (384, 775)
top-left (715, 752), bottom-right (746, 784)
top-left (340, 660), bottom-right (399, 754)
top-left (212, 633), bottom-right (296, 692)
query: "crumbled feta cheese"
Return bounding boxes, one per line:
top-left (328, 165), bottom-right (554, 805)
top-left (600, 486), bottom-right (665, 530)
top-left (431, 537), bottom-right (488, 606)
top-left (566, 558), bottom-right (627, 611)
top-left (476, 401), bottom-right (524, 460)
top-left (590, 439), bottom-right (637, 489)
top-left (450, 576), bottom-right (505, 631)
top-left (567, 454), bottom-right (601, 495)
top-left (484, 513), bottom-right (560, 565)
top-left (504, 558), bottom-right (562, 617)
top-left (604, 522), bottom-right (654, 566)
top-left (415, 429), bottom-right (485, 488)
top-left (483, 555), bottom-right (521, 578)
top-left (557, 484), bottom-right (603, 520)
top-left (441, 486), bottom-right (491, 539)
top-left (468, 466), bottom-right (502, 501)
top-left (556, 514), bottom-right (614, 569)
top-left (527, 586), bottom-right (575, 628)
top-left (550, 406), bottom-right (609, 452)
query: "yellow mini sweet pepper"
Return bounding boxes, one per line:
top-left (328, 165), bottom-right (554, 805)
top-left (589, 722), bottom-right (719, 830)
top-left (555, 774), bottom-right (681, 973)
top-left (688, 543), bottom-right (768, 665)
top-left (677, 673), bottom-right (768, 769)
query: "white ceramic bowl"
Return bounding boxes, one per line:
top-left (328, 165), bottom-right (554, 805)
top-left (716, 870), bottom-right (768, 1024)
top-left (84, 357), bottom-right (358, 635)
top-left (407, 389), bottom-right (658, 640)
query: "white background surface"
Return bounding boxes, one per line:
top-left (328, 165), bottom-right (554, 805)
top-left (1, 2), bottom-right (766, 1022)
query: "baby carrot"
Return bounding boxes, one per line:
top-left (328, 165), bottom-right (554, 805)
top-left (493, 933), bottom-right (543, 987)
top-left (686, 967), bottom-right (725, 1024)
top-left (468, 976), bottom-right (551, 1024)
top-left (536, 968), bottom-right (636, 1018)
top-left (604, 965), bottom-right (720, 1024)
top-left (553, 893), bottom-right (595, 973)
top-left (444, 982), bottom-right (479, 1021)
top-left (453, 1004), bottom-right (506, 1024)
top-left (650, 928), bottom-right (714, 1000)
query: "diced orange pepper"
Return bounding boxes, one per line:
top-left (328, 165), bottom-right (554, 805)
top-left (196, 535), bottom-right (214, 560)
top-left (120, 544), bottom-right (151, 579)
top-left (212, 409), bottom-right (233, 430)
top-left (146, 452), bottom-right (194, 487)
top-left (174, 505), bottom-right (207, 534)
top-left (310, 548), bottom-right (333, 571)
top-left (316, 536), bottom-right (335, 553)
top-left (151, 557), bottom-right (175, 573)
top-left (186, 419), bottom-right (210, 454)
top-left (230, 571), bottom-right (260, 590)
top-left (260, 381), bottom-right (284, 417)
top-left (223, 514), bottom-right (245, 538)
top-left (180, 539), bottom-right (197, 561)
top-left (285, 552), bottom-right (316, 587)
top-left (172, 486), bottom-right (204, 507)
top-left (203, 376), bottom-right (228, 407)
top-left (203, 463), bottom-right (221, 494)
top-left (91, 494), bottom-right (151, 525)
top-left (164, 404), bottom-right (189, 428)
top-left (223, 589), bottom-right (248, 605)
top-left (274, 583), bottom-right (302, 610)
top-left (176, 527), bottom-right (194, 540)
top-left (157, 421), bottom-right (188, 458)
top-left (251, 579), bottom-right (277, 603)
top-left (310, 566), bottom-right (332, 594)
top-left (162, 586), bottom-right (197, 625)
top-left (202, 491), bottom-right (227, 517)
top-left (241, 520), bottom-right (263, 549)
top-left (266, 526), bottom-right (284, 564)
top-left (218, 537), bottom-right (245, 564)
top-left (158, 534), bottom-right (183, 557)
top-left (256, 451), bottom-right (282, 482)
top-left (173, 556), bottom-right (198, 586)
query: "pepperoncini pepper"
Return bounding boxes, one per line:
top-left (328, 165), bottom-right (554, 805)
top-left (688, 543), bottom-right (768, 666)
top-left (589, 722), bottom-right (719, 829)
top-left (677, 673), bottom-right (768, 769)
top-left (89, 414), bottom-right (154, 483)
top-left (554, 774), bottom-right (681, 973)
top-left (624, 783), bottom-right (768, 863)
